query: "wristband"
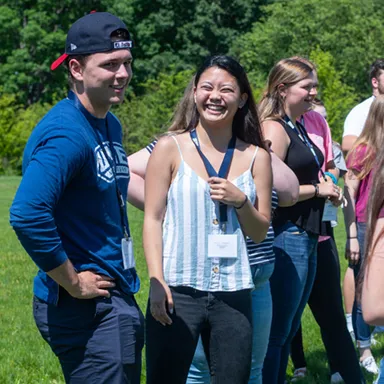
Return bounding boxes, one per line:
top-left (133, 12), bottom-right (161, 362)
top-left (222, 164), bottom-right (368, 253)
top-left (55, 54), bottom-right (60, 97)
top-left (235, 195), bottom-right (248, 210)
top-left (312, 182), bottom-right (319, 197)
top-left (324, 172), bottom-right (337, 185)
top-left (347, 236), bottom-right (357, 239)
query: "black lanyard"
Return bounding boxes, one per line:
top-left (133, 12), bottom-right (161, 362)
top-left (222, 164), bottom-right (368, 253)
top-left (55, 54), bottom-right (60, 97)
top-left (69, 92), bottom-right (130, 239)
top-left (284, 115), bottom-right (326, 180)
top-left (190, 129), bottom-right (236, 230)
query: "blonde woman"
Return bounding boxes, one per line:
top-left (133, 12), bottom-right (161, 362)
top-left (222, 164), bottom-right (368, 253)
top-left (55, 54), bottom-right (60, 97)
top-left (259, 58), bottom-right (340, 384)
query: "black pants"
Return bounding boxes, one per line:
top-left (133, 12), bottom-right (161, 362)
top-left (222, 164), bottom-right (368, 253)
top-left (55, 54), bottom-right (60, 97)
top-left (34, 288), bottom-right (144, 384)
top-left (290, 237), bottom-right (365, 384)
top-left (146, 286), bottom-right (253, 384)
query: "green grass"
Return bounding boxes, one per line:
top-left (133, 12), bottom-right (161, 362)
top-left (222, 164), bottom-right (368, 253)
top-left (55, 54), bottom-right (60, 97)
top-left (0, 176), bottom-right (382, 383)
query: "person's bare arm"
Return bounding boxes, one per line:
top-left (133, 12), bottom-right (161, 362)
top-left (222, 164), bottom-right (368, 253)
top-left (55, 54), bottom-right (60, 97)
top-left (342, 135), bottom-right (357, 156)
top-left (343, 169), bottom-right (361, 264)
top-left (143, 137), bottom-right (176, 326)
top-left (262, 120), bottom-right (290, 160)
top-left (362, 218), bottom-right (384, 325)
top-left (270, 152), bottom-right (299, 207)
top-left (325, 160), bottom-right (339, 180)
top-left (236, 148), bottom-right (272, 242)
top-left (127, 148), bottom-right (151, 211)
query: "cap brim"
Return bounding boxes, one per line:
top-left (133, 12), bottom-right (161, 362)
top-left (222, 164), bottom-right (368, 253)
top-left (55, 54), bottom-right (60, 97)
top-left (51, 53), bottom-right (69, 70)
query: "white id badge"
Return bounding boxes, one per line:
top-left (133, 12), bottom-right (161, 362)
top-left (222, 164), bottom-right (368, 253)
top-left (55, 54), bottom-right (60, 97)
top-left (121, 237), bottom-right (135, 270)
top-left (208, 234), bottom-right (238, 258)
top-left (322, 200), bottom-right (338, 222)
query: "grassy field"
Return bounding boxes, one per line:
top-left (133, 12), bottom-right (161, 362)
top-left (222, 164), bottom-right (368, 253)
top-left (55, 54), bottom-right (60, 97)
top-left (0, 176), bottom-right (382, 383)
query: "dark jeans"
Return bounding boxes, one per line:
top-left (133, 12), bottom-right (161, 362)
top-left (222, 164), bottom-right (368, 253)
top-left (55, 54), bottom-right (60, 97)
top-left (34, 288), bottom-right (144, 384)
top-left (352, 222), bottom-right (373, 348)
top-left (146, 286), bottom-right (253, 384)
top-left (263, 222), bottom-right (318, 384)
top-left (290, 236), bottom-right (365, 384)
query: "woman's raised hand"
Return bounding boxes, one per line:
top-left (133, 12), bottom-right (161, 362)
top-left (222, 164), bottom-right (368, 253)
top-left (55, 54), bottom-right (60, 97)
top-left (208, 177), bottom-right (247, 208)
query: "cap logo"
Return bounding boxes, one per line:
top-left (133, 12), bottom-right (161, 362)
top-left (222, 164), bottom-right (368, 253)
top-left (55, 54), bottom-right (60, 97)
top-left (113, 41), bottom-right (132, 49)
top-left (70, 43), bottom-right (77, 51)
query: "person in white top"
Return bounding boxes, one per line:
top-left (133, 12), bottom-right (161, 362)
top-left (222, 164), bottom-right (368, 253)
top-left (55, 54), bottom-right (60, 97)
top-left (342, 59), bottom-right (384, 153)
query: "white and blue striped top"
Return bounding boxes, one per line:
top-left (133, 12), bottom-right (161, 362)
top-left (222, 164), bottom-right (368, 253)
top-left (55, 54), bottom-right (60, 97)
top-left (247, 189), bottom-right (278, 266)
top-left (147, 139), bottom-right (277, 267)
top-left (161, 136), bottom-right (258, 291)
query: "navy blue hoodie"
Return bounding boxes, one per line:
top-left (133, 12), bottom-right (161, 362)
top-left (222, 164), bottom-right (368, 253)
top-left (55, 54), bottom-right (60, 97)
top-left (10, 91), bottom-right (140, 304)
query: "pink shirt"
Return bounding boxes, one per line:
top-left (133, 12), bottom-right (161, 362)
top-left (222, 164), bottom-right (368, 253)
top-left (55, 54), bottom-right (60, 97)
top-left (302, 111), bottom-right (334, 176)
top-left (347, 144), bottom-right (373, 223)
top-left (302, 111), bottom-right (334, 241)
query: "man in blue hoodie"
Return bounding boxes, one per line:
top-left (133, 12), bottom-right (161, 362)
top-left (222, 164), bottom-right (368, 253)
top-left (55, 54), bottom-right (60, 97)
top-left (10, 12), bottom-right (143, 383)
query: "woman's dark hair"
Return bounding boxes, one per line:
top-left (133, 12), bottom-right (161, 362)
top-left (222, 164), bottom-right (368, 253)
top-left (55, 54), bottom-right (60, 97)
top-left (182, 55), bottom-right (267, 150)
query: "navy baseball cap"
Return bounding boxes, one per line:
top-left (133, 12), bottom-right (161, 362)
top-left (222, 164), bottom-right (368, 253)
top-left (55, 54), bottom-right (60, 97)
top-left (51, 12), bottom-right (133, 70)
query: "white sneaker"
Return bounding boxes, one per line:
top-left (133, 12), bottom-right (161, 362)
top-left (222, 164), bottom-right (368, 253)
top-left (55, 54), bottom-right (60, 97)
top-left (330, 372), bottom-right (344, 383)
top-left (291, 367), bottom-right (307, 382)
top-left (360, 356), bottom-right (379, 374)
top-left (371, 334), bottom-right (379, 346)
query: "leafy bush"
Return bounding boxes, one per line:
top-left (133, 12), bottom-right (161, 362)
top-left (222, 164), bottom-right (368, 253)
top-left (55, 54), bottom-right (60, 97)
top-left (0, 94), bottom-right (50, 174)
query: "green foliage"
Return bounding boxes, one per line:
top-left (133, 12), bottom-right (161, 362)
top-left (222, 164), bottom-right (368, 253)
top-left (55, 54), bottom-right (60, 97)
top-left (125, 0), bottom-right (271, 90)
top-left (233, 0), bottom-right (384, 100)
top-left (116, 69), bottom-right (194, 154)
top-left (0, 0), bottom-right (270, 105)
top-left (0, 94), bottom-right (50, 174)
top-left (309, 49), bottom-right (357, 143)
top-left (0, 1), bottom-right (107, 105)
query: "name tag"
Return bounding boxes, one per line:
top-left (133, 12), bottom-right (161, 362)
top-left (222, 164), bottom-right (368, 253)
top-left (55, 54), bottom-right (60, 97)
top-left (121, 238), bottom-right (135, 270)
top-left (322, 200), bottom-right (338, 222)
top-left (208, 234), bottom-right (238, 258)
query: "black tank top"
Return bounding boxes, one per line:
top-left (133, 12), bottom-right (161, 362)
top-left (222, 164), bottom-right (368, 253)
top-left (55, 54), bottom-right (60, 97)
top-left (273, 118), bottom-right (326, 235)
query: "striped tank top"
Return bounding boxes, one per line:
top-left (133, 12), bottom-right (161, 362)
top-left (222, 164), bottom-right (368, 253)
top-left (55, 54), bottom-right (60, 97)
top-left (147, 139), bottom-right (277, 267)
top-left (162, 136), bottom-right (258, 292)
top-left (247, 189), bottom-right (278, 266)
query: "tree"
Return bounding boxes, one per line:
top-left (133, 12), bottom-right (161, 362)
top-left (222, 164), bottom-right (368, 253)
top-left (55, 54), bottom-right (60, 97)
top-left (0, 93), bottom-right (49, 174)
top-left (0, 1), bottom-right (109, 105)
top-left (116, 69), bottom-right (194, 155)
top-left (0, 0), bottom-right (273, 105)
top-left (122, 0), bottom-right (273, 90)
top-left (309, 48), bottom-right (357, 142)
top-left (232, 0), bottom-right (384, 101)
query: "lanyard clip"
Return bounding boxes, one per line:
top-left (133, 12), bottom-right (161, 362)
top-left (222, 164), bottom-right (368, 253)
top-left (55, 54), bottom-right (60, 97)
top-left (118, 192), bottom-right (125, 208)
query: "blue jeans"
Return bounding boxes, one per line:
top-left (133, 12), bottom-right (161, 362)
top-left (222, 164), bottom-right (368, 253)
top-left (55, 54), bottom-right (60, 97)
top-left (263, 222), bottom-right (318, 384)
top-left (187, 262), bottom-right (275, 384)
top-left (377, 358), bottom-right (384, 384)
top-left (352, 222), bottom-right (373, 348)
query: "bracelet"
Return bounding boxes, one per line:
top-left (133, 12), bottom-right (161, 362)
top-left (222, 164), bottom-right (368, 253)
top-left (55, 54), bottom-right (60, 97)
top-left (312, 182), bottom-right (319, 197)
top-left (235, 195), bottom-right (248, 210)
top-left (347, 236), bottom-right (357, 239)
top-left (324, 172), bottom-right (338, 185)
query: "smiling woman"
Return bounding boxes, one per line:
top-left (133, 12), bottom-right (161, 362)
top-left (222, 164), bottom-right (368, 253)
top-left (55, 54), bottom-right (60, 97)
top-left (143, 55), bottom-right (272, 384)
top-left (259, 57), bottom-right (343, 384)
top-left (194, 66), bottom-right (248, 125)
